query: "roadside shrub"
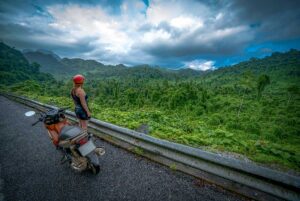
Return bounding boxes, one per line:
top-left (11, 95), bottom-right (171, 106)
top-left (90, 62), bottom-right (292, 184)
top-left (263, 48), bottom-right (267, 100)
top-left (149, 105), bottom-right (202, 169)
top-left (226, 120), bottom-right (242, 130)
top-left (272, 126), bottom-right (288, 140)
top-left (208, 113), bottom-right (224, 126)
top-left (243, 121), bottom-right (261, 134)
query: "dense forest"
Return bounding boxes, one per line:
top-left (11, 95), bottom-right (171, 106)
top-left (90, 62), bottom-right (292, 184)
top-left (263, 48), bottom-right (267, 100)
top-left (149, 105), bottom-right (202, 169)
top-left (1, 42), bottom-right (299, 171)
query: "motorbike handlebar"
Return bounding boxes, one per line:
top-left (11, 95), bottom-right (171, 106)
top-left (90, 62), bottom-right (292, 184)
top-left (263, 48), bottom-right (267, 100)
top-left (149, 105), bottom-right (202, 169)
top-left (32, 116), bottom-right (44, 126)
top-left (31, 119), bottom-right (40, 126)
top-left (31, 107), bottom-right (69, 126)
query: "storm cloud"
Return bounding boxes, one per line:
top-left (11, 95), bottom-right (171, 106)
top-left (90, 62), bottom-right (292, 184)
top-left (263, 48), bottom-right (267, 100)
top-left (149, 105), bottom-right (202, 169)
top-left (0, 0), bottom-right (299, 69)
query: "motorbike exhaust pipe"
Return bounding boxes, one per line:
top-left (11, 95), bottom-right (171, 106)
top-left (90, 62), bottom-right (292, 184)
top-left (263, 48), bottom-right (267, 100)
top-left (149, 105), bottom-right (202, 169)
top-left (94, 147), bottom-right (105, 156)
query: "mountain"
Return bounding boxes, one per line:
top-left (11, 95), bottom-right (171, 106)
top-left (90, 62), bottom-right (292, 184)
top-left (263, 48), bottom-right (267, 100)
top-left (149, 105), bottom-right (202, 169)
top-left (84, 64), bottom-right (205, 81)
top-left (23, 50), bottom-right (69, 77)
top-left (37, 49), bottom-right (61, 61)
top-left (20, 46), bottom-right (300, 84)
top-left (23, 50), bottom-right (116, 79)
top-left (22, 50), bottom-right (204, 80)
top-left (61, 58), bottom-right (105, 70)
top-left (23, 49), bottom-right (61, 61)
top-left (23, 50), bottom-right (126, 79)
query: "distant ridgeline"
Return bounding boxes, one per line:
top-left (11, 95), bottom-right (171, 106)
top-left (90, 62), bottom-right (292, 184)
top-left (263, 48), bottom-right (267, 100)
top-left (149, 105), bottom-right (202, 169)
top-left (1, 41), bottom-right (299, 85)
top-left (23, 49), bottom-right (204, 80)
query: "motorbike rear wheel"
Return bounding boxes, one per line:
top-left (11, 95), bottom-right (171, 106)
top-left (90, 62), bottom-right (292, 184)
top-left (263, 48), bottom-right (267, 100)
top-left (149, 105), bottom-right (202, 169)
top-left (87, 152), bottom-right (100, 175)
top-left (90, 164), bottom-right (100, 174)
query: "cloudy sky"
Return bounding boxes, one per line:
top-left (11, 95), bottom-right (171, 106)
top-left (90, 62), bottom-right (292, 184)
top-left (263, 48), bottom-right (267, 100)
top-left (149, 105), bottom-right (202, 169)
top-left (0, 0), bottom-right (300, 70)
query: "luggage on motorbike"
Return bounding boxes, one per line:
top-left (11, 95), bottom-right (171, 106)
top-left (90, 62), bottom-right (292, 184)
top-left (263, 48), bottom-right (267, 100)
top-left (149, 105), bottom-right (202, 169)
top-left (44, 109), bottom-right (61, 125)
top-left (59, 126), bottom-right (83, 140)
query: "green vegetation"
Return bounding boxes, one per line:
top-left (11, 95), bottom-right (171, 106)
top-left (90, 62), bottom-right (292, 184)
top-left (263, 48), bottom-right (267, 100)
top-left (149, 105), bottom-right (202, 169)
top-left (1, 42), bottom-right (299, 171)
top-left (170, 163), bottom-right (177, 171)
top-left (133, 147), bottom-right (145, 155)
top-left (0, 43), bottom-right (55, 85)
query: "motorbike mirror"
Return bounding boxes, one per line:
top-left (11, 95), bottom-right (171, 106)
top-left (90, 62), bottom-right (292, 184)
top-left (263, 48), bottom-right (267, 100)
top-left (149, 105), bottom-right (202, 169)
top-left (25, 111), bottom-right (36, 117)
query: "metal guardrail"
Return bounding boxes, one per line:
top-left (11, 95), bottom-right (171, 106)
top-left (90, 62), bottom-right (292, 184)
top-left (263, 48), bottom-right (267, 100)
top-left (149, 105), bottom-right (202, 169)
top-left (2, 93), bottom-right (300, 201)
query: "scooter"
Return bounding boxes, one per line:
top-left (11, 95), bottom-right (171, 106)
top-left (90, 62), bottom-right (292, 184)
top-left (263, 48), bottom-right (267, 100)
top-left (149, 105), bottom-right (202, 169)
top-left (25, 107), bottom-right (105, 174)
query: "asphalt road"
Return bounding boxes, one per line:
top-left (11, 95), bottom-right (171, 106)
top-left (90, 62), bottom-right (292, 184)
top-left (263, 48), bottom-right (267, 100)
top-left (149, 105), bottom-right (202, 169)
top-left (0, 96), bottom-right (246, 201)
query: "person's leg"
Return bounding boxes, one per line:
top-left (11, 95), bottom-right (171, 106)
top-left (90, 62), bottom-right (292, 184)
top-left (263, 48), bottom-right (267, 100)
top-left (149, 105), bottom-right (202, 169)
top-left (79, 119), bottom-right (88, 130)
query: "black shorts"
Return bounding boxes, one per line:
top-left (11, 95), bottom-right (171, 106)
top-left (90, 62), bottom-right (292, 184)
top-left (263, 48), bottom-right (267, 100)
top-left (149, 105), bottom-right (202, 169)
top-left (75, 106), bottom-right (89, 120)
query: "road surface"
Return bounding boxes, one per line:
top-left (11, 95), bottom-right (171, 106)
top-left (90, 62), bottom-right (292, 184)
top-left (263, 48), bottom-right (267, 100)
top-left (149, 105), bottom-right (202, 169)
top-left (0, 96), bottom-right (246, 201)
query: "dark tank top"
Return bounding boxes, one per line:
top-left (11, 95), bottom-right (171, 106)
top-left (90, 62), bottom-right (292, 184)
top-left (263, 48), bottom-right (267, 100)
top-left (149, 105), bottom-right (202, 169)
top-left (71, 89), bottom-right (88, 108)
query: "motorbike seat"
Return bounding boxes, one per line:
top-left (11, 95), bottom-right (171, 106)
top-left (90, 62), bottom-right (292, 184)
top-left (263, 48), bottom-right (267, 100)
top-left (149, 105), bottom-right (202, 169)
top-left (59, 126), bottom-right (83, 141)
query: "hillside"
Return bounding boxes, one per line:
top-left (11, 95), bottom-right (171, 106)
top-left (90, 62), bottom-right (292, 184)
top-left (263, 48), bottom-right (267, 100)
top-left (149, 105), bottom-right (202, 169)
top-left (23, 50), bottom-right (72, 77)
top-left (61, 58), bottom-right (106, 71)
top-left (85, 64), bottom-right (204, 81)
top-left (203, 49), bottom-right (300, 88)
top-left (0, 42), bottom-right (54, 85)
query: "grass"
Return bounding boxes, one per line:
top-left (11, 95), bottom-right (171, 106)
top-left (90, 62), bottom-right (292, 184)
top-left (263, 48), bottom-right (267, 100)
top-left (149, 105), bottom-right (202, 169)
top-left (170, 163), bottom-right (177, 171)
top-left (133, 147), bottom-right (145, 155)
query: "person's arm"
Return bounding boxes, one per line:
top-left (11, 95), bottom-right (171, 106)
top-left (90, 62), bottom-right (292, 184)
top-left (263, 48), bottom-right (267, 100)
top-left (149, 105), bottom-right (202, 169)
top-left (77, 89), bottom-right (91, 117)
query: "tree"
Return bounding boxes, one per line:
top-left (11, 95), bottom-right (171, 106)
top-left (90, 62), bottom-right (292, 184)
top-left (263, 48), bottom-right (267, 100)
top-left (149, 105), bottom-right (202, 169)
top-left (237, 71), bottom-right (255, 118)
top-left (31, 62), bottom-right (41, 73)
top-left (257, 74), bottom-right (270, 99)
top-left (287, 85), bottom-right (299, 105)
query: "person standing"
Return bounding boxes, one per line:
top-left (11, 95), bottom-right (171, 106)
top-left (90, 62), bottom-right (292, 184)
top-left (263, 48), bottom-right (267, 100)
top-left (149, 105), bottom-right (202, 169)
top-left (71, 74), bottom-right (91, 130)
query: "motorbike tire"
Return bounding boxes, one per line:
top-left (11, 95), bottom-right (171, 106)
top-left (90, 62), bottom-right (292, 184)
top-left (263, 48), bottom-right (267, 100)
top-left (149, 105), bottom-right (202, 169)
top-left (87, 152), bottom-right (100, 175)
top-left (91, 164), bottom-right (100, 175)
